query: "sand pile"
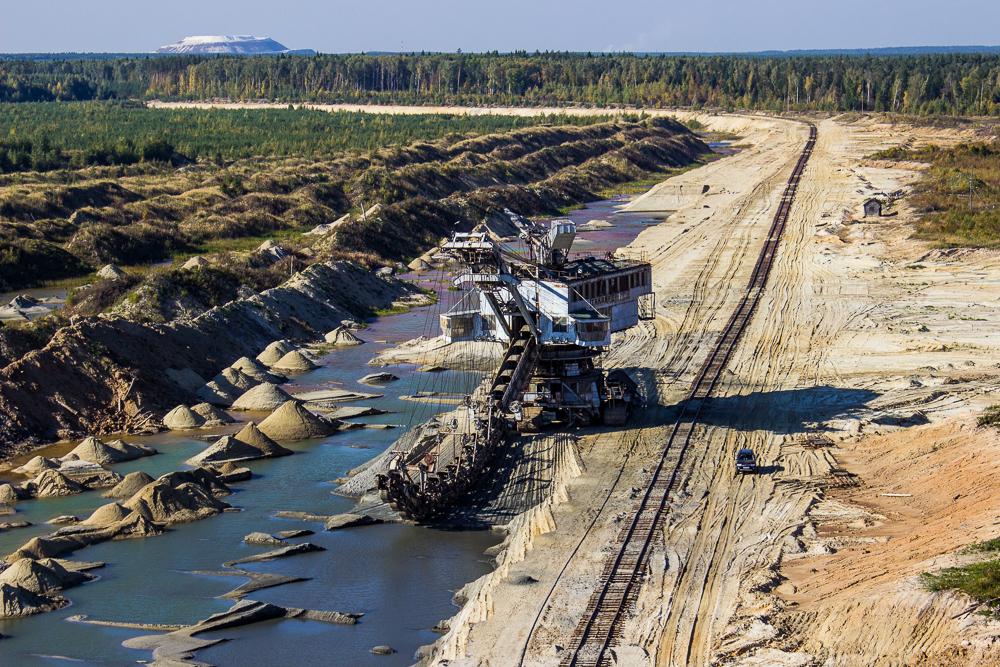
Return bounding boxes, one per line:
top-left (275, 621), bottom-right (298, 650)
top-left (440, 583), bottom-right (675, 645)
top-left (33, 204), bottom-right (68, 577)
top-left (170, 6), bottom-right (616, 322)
top-left (231, 383), bottom-right (294, 411)
top-left (231, 357), bottom-right (286, 384)
top-left (191, 403), bottom-right (234, 425)
top-left (234, 423), bottom-right (288, 455)
top-left (110, 512), bottom-right (164, 538)
top-left (6, 537), bottom-right (71, 562)
top-left (257, 340), bottom-right (297, 366)
top-left (0, 484), bottom-right (22, 503)
top-left (207, 461), bottom-right (252, 483)
top-left (408, 257), bottom-right (433, 272)
top-left (212, 367), bottom-right (258, 396)
top-left (325, 327), bottom-right (364, 346)
top-left (25, 470), bottom-right (83, 498)
top-left (82, 502), bottom-right (132, 526)
top-left (97, 264), bottom-right (125, 280)
top-left (12, 456), bottom-right (58, 475)
top-left (196, 381), bottom-right (237, 406)
top-left (359, 372), bottom-right (399, 384)
top-left (103, 471), bottom-right (155, 500)
top-left (163, 405), bottom-right (205, 430)
top-left (257, 401), bottom-right (335, 440)
top-left (0, 558), bottom-right (91, 594)
top-left (186, 424), bottom-right (292, 466)
top-left (0, 582), bottom-right (67, 618)
top-left (186, 436), bottom-right (268, 467)
top-left (271, 350), bottom-right (317, 373)
top-left (164, 368), bottom-right (205, 393)
top-left (61, 437), bottom-right (157, 466)
top-left (124, 480), bottom-right (230, 524)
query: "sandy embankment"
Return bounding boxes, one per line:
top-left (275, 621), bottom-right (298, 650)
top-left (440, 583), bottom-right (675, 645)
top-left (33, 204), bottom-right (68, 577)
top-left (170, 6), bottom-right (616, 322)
top-left (148, 100), bottom-right (700, 119)
top-left (409, 113), bottom-right (1000, 667)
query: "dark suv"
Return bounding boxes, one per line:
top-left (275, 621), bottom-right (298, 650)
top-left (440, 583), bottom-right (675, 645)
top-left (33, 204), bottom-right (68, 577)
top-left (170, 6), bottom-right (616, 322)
top-left (735, 448), bottom-right (757, 474)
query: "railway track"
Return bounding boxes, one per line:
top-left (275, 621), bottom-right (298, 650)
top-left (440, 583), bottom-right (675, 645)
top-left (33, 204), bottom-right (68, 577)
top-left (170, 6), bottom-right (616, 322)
top-left (521, 122), bottom-right (817, 667)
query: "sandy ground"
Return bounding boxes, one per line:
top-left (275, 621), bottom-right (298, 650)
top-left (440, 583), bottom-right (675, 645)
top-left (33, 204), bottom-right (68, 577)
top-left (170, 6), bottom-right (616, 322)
top-left (148, 101), bottom-right (693, 118)
top-left (416, 113), bottom-right (1000, 667)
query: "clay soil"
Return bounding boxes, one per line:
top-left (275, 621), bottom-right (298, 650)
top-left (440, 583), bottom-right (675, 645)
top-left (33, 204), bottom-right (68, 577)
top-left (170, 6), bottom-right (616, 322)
top-left (418, 113), bottom-right (1000, 667)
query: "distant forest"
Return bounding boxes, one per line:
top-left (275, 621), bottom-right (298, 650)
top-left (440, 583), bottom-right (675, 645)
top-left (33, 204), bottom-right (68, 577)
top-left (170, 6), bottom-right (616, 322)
top-left (3, 52), bottom-right (1000, 115)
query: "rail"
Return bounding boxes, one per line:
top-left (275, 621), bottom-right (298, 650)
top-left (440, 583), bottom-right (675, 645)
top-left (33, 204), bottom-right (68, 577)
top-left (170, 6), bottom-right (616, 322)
top-left (517, 121), bottom-right (818, 667)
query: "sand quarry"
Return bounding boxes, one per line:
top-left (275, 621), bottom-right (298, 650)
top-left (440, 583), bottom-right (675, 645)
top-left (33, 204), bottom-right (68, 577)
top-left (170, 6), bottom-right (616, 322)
top-left (372, 113), bottom-right (1000, 667)
top-left (5, 107), bottom-right (1000, 666)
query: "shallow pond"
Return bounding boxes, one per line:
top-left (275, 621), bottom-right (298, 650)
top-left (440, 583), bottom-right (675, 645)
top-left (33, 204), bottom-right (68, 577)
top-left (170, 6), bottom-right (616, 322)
top-left (0, 198), bottom-right (662, 666)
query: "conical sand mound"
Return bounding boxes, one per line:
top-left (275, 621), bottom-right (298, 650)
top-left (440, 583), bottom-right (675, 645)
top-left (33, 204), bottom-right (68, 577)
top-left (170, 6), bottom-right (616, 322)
top-left (0, 557), bottom-right (89, 594)
top-left (82, 502), bottom-right (132, 526)
top-left (0, 582), bottom-right (67, 617)
top-left (26, 470), bottom-right (82, 498)
top-left (271, 350), bottom-right (317, 373)
top-left (185, 425), bottom-right (292, 466)
top-left (12, 456), bottom-right (58, 475)
top-left (0, 559), bottom-right (66, 594)
top-left (163, 405), bottom-right (206, 430)
top-left (324, 327), bottom-right (364, 346)
top-left (5, 537), bottom-right (68, 563)
top-left (61, 437), bottom-right (156, 466)
top-left (257, 340), bottom-right (297, 367)
top-left (212, 367), bottom-right (258, 395)
top-left (235, 423), bottom-right (290, 457)
top-left (102, 471), bottom-right (156, 501)
top-left (185, 436), bottom-right (262, 467)
top-left (256, 401), bottom-right (335, 441)
top-left (231, 356), bottom-right (286, 384)
top-left (191, 403), bottom-right (234, 425)
top-left (231, 383), bottom-right (293, 411)
top-left (0, 483), bottom-right (20, 503)
top-left (123, 480), bottom-right (230, 524)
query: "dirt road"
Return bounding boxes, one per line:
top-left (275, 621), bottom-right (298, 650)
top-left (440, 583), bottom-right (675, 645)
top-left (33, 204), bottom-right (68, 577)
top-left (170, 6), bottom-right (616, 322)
top-left (422, 113), bottom-right (1000, 667)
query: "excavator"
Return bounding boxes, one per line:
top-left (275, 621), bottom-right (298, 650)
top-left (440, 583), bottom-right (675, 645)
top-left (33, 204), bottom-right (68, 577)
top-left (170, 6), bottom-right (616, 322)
top-left (377, 217), bottom-right (653, 519)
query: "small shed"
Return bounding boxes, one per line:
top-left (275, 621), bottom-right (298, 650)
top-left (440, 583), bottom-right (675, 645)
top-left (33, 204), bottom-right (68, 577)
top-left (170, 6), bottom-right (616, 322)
top-left (863, 198), bottom-right (883, 217)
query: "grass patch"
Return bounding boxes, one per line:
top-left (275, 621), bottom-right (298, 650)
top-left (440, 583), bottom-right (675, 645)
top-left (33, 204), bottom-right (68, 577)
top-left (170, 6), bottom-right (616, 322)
top-left (922, 537), bottom-right (1000, 617)
top-left (373, 305), bottom-right (411, 317)
top-left (978, 405), bottom-right (1000, 428)
top-left (873, 142), bottom-right (1000, 248)
top-left (595, 161), bottom-right (707, 199)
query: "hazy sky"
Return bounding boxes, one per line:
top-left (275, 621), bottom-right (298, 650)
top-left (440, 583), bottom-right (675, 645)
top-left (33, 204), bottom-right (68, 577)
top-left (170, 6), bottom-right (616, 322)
top-left (1, 0), bottom-right (998, 54)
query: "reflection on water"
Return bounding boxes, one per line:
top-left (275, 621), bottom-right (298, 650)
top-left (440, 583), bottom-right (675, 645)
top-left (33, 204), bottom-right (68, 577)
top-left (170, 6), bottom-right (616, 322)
top-left (0, 200), bottom-right (658, 666)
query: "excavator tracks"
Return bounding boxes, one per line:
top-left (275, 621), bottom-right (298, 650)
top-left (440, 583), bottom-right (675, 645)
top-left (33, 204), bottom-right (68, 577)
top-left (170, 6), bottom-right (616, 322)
top-left (548, 123), bottom-right (818, 667)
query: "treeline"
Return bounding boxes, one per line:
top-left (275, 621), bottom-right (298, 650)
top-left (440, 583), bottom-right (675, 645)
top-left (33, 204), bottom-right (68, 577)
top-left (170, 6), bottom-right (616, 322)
top-left (4, 52), bottom-right (1000, 115)
top-left (0, 102), bottom-right (614, 173)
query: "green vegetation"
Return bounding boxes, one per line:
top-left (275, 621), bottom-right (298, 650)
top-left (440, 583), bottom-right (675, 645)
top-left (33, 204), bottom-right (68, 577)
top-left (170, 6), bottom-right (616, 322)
top-left (595, 161), bottom-right (710, 199)
top-left (875, 142), bottom-right (1000, 247)
top-left (922, 538), bottom-right (1000, 617)
top-left (0, 114), bottom-right (708, 290)
top-left (0, 102), bottom-right (615, 173)
top-left (978, 405), bottom-right (1000, 427)
top-left (4, 52), bottom-right (1000, 116)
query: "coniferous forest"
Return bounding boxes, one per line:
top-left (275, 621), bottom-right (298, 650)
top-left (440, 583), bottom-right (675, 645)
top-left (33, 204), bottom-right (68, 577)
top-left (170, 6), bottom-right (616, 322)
top-left (3, 51), bottom-right (1000, 116)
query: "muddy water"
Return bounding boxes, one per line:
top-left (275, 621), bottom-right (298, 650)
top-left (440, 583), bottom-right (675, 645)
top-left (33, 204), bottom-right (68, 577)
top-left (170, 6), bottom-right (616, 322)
top-left (0, 200), bottom-right (659, 666)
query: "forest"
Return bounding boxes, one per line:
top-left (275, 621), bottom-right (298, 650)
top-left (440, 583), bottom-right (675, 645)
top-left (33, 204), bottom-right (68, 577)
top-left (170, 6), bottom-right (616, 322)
top-left (0, 103), bottom-right (614, 173)
top-left (3, 52), bottom-right (1000, 116)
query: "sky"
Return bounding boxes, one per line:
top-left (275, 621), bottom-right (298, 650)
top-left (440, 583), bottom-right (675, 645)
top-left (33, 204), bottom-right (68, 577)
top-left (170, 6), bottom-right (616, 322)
top-left (1, 0), bottom-right (998, 54)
